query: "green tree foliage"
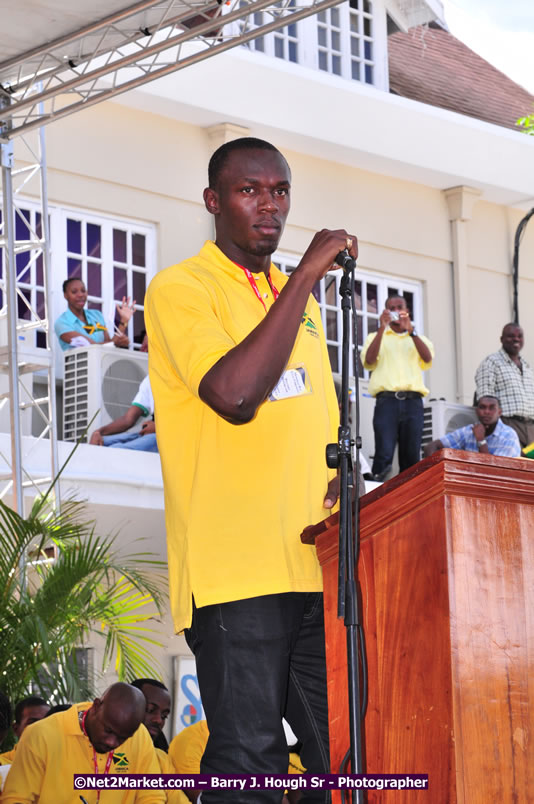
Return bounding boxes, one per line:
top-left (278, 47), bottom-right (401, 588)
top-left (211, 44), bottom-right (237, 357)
top-left (0, 492), bottom-right (167, 706)
top-left (516, 107), bottom-right (534, 135)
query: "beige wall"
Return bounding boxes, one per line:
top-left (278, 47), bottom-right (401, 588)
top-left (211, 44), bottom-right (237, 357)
top-left (12, 99), bottom-right (534, 405)
top-left (5, 91), bottom-right (534, 698)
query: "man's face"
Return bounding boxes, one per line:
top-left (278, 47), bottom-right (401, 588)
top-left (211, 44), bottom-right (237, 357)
top-left (501, 325), bottom-right (523, 357)
top-left (476, 397), bottom-right (501, 428)
top-left (89, 699), bottom-right (140, 755)
top-left (386, 296), bottom-right (408, 331)
top-left (13, 704), bottom-right (50, 738)
top-left (204, 148), bottom-right (291, 260)
top-left (140, 685), bottom-right (171, 743)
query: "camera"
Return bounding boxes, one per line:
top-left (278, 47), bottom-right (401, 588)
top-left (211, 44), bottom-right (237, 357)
top-left (389, 311), bottom-right (400, 321)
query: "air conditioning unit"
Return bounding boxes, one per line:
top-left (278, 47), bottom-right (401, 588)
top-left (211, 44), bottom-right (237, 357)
top-left (63, 345), bottom-right (148, 442)
top-left (421, 399), bottom-right (478, 446)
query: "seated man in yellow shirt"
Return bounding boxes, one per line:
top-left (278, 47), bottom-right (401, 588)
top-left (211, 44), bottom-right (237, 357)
top-left (130, 678), bottom-right (188, 804)
top-left (1, 682), bottom-right (165, 804)
top-left (0, 696), bottom-right (50, 766)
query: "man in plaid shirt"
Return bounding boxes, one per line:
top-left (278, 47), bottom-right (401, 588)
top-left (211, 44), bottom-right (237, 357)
top-left (423, 396), bottom-right (521, 458)
top-left (475, 323), bottom-right (534, 448)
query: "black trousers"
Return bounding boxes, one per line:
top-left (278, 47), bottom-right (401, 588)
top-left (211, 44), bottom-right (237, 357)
top-left (372, 394), bottom-right (424, 475)
top-left (185, 592), bottom-right (331, 803)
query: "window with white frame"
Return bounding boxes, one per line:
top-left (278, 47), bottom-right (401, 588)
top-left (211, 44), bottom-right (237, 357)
top-left (0, 201), bottom-right (156, 351)
top-left (274, 254), bottom-right (424, 377)
top-left (55, 207), bottom-right (155, 349)
top-left (240, 0), bottom-right (299, 62)
top-left (236, 0), bottom-right (386, 88)
top-left (317, 0), bottom-right (375, 83)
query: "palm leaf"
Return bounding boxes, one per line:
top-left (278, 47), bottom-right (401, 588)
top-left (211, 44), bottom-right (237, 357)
top-left (0, 490), bottom-right (168, 703)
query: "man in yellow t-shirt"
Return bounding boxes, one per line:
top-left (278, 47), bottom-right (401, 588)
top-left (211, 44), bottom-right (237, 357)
top-left (130, 678), bottom-right (188, 804)
top-left (0, 695), bottom-right (50, 767)
top-left (145, 137), bottom-right (358, 803)
top-left (361, 294), bottom-right (434, 480)
top-left (1, 683), bottom-right (165, 804)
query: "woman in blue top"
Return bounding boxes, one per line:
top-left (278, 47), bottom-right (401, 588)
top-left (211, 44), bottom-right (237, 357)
top-left (55, 278), bottom-right (134, 351)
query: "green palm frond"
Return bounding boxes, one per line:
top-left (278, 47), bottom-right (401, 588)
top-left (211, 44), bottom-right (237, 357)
top-left (0, 491), bottom-right (168, 704)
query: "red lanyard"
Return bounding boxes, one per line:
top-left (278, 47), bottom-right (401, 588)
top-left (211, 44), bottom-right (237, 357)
top-left (235, 263), bottom-right (279, 313)
top-left (81, 710), bottom-right (114, 803)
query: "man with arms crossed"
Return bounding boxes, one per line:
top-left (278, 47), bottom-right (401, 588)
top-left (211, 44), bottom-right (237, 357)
top-left (146, 137), bottom-right (357, 802)
top-left (475, 323), bottom-right (534, 448)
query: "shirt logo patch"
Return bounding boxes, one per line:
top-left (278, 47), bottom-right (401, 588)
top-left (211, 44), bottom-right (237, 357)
top-left (301, 312), bottom-right (319, 338)
top-left (113, 753), bottom-right (129, 770)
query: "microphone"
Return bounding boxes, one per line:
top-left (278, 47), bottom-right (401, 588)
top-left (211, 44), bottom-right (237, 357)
top-left (335, 249), bottom-right (357, 272)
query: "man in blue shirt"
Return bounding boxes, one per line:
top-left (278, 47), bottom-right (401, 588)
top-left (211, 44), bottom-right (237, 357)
top-left (423, 396), bottom-right (521, 458)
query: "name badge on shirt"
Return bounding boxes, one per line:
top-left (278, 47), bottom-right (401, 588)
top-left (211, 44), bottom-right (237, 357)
top-left (269, 365), bottom-right (312, 402)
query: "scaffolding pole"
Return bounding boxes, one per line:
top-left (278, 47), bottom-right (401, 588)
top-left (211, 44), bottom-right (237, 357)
top-left (0, 92), bottom-right (59, 515)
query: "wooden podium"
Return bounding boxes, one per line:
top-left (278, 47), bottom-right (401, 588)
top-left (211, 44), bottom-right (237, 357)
top-left (302, 450), bottom-right (534, 803)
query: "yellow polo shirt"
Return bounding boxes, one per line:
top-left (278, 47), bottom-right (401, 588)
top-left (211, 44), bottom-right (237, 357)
top-left (0, 747), bottom-right (16, 765)
top-left (168, 721), bottom-right (209, 775)
top-left (1, 702), bottom-right (165, 804)
top-left (168, 721), bottom-right (304, 776)
top-left (154, 749), bottom-right (188, 803)
top-left (361, 327), bottom-right (434, 397)
top-left (145, 241), bottom-right (338, 633)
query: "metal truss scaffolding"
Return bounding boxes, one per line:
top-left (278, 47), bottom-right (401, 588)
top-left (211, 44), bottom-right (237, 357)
top-left (0, 120), bottom-right (59, 514)
top-left (0, 0), bottom-right (345, 138)
top-left (0, 0), bottom-right (345, 513)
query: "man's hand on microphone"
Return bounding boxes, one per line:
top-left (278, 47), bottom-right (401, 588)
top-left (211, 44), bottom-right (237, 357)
top-left (296, 229), bottom-right (358, 284)
top-left (197, 229), bottom-right (357, 425)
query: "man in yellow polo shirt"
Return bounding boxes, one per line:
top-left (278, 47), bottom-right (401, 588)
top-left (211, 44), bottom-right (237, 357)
top-left (145, 137), bottom-right (358, 802)
top-left (361, 294), bottom-right (434, 480)
top-left (1, 682), bottom-right (165, 804)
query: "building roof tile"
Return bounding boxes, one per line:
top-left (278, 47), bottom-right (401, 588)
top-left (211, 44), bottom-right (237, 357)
top-left (388, 23), bottom-right (534, 131)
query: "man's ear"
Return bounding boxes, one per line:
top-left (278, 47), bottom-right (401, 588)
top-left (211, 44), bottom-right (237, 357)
top-left (203, 187), bottom-right (219, 216)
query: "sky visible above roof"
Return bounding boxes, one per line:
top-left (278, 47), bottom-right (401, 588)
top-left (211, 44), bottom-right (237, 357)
top-left (441, 0), bottom-right (534, 94)
top-left (388, 23), bottom-right (534, 131)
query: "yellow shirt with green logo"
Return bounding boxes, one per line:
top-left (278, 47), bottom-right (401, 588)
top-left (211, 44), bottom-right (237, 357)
top-left (361, 327), bottom-right (434, 397)
top-left (145, 241), bottom-right (338, 633)
top-left (1, 702), bottom-right (165, 803)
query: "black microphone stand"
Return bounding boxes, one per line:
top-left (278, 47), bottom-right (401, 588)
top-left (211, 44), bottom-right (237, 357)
top-left (326, 251), bottom-right (364, 803)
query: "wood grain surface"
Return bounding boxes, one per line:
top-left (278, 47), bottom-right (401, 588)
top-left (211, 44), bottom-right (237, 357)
top-left (305, 451), bottom-right (534, 803)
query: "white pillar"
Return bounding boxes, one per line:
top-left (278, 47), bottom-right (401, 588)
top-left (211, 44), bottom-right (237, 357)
top-left (206, 123), bottom-right (251, 155)
top-left (443, 186), bottom-right (481, 405)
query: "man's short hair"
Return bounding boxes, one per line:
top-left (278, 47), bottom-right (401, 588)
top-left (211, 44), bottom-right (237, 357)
top-left (130, 678), bottom-right (168, 692)
top-left (476, 395), bottom-right (501, 408)
top-left (62, 277), bottom-right (82, 293)
top-left (208, 137), bottom-right (286, 189)
top-left (14, 696), bottom-right (48, 723)
top-left (502, 322), bottom-right (520, 330)
top-left (386, 293), bottom-right (405, 306)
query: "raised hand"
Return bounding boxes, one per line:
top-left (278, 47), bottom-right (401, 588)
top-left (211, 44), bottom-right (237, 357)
top-left (116, 297), bottom-right (136, 323)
